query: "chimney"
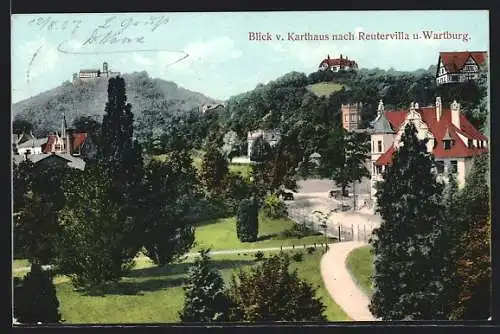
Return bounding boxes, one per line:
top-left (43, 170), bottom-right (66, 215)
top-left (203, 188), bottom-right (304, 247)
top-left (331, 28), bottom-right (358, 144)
top-left (436, 96), bottom-right (442, 122)
top-left (414, 102), bottom-right (419, 109)
top-left (451, 100), bottom-right (461, 129)
top-left (377, 99), bottom-right (384, 116)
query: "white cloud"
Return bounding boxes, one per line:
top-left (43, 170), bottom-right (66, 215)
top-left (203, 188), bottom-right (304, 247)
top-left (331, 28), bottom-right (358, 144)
top-left (160, 36), bottom-right (243, 74)
top-left (133, 54), bottom-right (153, 66)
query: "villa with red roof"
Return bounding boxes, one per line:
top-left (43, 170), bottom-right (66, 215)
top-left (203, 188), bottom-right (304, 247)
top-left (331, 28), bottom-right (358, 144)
top-left (370, 97), bottom-right (488, 200)
top-left (436, 51), bottom-right (488, 85)
top-left (318, 54), bottom-right (358, 72)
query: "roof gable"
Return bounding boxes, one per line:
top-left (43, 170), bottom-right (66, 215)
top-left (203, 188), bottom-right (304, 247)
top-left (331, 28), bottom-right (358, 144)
top-left (439, 51), bottom-right (487, 73)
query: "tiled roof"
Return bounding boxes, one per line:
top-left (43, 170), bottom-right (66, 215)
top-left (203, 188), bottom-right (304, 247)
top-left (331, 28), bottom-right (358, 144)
top-left (13, 153), bottom-right (85, 170)
top-left (374, 105), bottom-right (488, 166)
top-left (17, 138), bottom-right (48, 148)
top-left (439, 51), bottom-right (487, 73)
top-left (72, 133), bottom-right (88, 150)
top-left (319, 55), bottom-right (357, 68)
top-left (80, 69), bottom-right (100, 73)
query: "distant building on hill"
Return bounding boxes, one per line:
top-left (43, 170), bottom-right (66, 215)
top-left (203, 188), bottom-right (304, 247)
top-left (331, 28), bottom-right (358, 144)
top-left (435, 51), bottom-right (487, 85)
top-left (72, 61), bottom-right (120, 84)
top-left (200, 103), bottom-right (225, 113)
top-left (318, 54), bottom-right (358, 72)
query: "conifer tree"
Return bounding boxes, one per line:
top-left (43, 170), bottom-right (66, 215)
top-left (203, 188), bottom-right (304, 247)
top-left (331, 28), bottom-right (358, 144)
top-left (179, 249), bottom-right (231, 322)
top-left (14, 264), bottom-right (61, 324)
top-left (369, 122), bottom-right (454, 320)
top-left (200, 141), bottom-right (229, 197)
top-left (236, 197), bottom-right (259, 242)
top-left (142, 154), bottom-right (199, 266)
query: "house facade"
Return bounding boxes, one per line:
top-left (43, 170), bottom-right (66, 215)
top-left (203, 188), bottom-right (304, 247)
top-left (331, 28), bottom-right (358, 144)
top-left (435, 51), bottom-right (488, 85)
top-left (247, 129), bottom-right (281, 159)
top-left (318, 54), bottom-right (358, 72)
top-left (370, 98), bottom-right (488, 201)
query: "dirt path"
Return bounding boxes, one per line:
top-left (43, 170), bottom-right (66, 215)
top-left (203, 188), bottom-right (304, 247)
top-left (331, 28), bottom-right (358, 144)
top-left (320, 241), bottom-right (377, 321)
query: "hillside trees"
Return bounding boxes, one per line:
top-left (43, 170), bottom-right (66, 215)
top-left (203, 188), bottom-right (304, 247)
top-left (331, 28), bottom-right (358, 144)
top-left (13, 118), bottom-right (33, 135)
top-left (369, 123), bottom-right (455, 320)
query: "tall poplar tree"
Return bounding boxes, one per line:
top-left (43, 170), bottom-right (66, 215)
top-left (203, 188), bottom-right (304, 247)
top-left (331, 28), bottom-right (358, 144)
top-left (369, 122), bottom-right (454, 320)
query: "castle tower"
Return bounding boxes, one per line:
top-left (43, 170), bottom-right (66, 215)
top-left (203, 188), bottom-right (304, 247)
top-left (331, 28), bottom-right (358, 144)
top-left (341, 103), bottom-right (362, 131)
top-left (103, 62), bottom-right (109, 75)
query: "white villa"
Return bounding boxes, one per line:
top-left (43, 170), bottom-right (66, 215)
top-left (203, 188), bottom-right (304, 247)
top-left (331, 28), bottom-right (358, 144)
top-left (247, 129), bottom-right (281, 160)
top-left (370, 97), bottom-right (488, 201)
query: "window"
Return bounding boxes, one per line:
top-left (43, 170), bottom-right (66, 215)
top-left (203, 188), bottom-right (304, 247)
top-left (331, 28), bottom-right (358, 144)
top-left (344, 114), bottom-right (349, 122)
top-left (443, 140), bottom-right (454, 150)
top-left (377, 140), bottom-right (382, 153)
top-left (376, 165), bottom-right (383, 174)
top-left (467, 138), bottom-right (473, 148)
top-left (372, 141), bottom-right (374, 152)
top-left (435, 161), bottom-right (444, 174)
top-left (449, 160), bottom-right (458, 174)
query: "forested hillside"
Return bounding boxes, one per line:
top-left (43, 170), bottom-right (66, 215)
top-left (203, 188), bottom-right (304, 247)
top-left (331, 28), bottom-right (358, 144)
top-left (12, 71), bottom-right (219, 136)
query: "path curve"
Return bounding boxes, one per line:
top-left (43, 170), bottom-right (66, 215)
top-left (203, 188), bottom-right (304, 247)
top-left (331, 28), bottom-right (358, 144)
top-left (320, 241), bottom-right (377, 321)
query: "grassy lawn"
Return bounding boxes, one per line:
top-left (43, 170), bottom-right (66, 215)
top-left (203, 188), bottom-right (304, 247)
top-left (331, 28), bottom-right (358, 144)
top-left (15, 250), bottom-right (348, 323)
top-left (306, 82), bottom-right (344, 97)
top-left (193, 214), bottom-right (332, 252)
top-left (291, 251), bottom-right (349, 321)
top-left (345, 245), bottom-right (374, 297)
top-left (13, 213), bottom-right (345, 323)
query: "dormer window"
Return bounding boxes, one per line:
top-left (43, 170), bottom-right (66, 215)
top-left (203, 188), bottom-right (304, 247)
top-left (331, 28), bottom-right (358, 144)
top-left (467, 138), bottom-right (474, 148)
top-left (442, 128), bottom-right (454, 150)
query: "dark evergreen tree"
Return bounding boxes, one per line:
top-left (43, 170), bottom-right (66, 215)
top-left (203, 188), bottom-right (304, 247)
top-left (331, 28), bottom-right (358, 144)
top-left (179, 249), bottom-right (231, 322)
top-left (369, 122), bottom-right (454, 320)
top-left (142, 154), bottom-right (200, 266)
top-left (450, 153), bottom-right (491, 319)
top-left (250, 136), bottom-right (273, 163)
top-left (228, 253), bottom-right (326, 321)
top-left (14, 264), bottom-right (61, 324)
top-left (13, 119), bottom-right (33, 135)
top-left (236, 197), bottom-right (259, 242)
top-left (96, 76), bottom-right (146, 259)
top-left (55, 164), bottom-right (138, 290)
top-left (200, 141), bottom-right (229, 197)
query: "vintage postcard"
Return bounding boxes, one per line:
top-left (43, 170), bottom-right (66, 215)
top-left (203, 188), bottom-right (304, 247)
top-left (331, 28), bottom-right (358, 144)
top-left (11, 10), bottom-right (491, 324)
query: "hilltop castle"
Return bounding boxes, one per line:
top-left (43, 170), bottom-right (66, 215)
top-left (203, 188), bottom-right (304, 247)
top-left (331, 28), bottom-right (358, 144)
top-left (72, 62), bottom-right (120, 84)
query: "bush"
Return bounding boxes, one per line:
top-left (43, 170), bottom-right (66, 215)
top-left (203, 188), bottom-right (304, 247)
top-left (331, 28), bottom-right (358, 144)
top-left (254, 251), bottom-right (265, 261)
top-left (228, 253), bottom-right (326, 321)
top-left (307, 247), bottom-right (316, 254)
top-left (14, 264), bottom-right (61, 324)
top-left (292, 252), bottom-right (304, 262)
top-left (278, 222), bottom-right (320, 240)
top-left (262, 194), bottom-right (288, 219)
top-left (236, 197), bottom-right (259, 242)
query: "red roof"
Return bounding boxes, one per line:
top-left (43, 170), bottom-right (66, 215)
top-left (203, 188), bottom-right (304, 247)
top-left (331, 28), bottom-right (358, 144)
top-left (42, 135), bottom-right (56, 154)
top-left (72, 133), bottom-right (88, 150)
top-left (439, 51), bottom-right (487, 73)
top-left (319, 54), bottom-right (357, 68)
top-left (375, 106), bottom-right (488, 166)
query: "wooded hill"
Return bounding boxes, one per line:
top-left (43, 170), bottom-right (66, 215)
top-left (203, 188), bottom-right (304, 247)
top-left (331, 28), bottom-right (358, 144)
top-left (12, 71), bottom-right (219, 137)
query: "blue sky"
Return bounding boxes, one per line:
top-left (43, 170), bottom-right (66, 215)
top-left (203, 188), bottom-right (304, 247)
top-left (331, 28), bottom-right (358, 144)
top-left (11, 10), bottom-right (489, 103)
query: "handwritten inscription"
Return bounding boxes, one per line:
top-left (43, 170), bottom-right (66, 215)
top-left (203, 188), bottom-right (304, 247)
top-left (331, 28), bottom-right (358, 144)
top-left (28, 15), bottom-right (170, 48)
